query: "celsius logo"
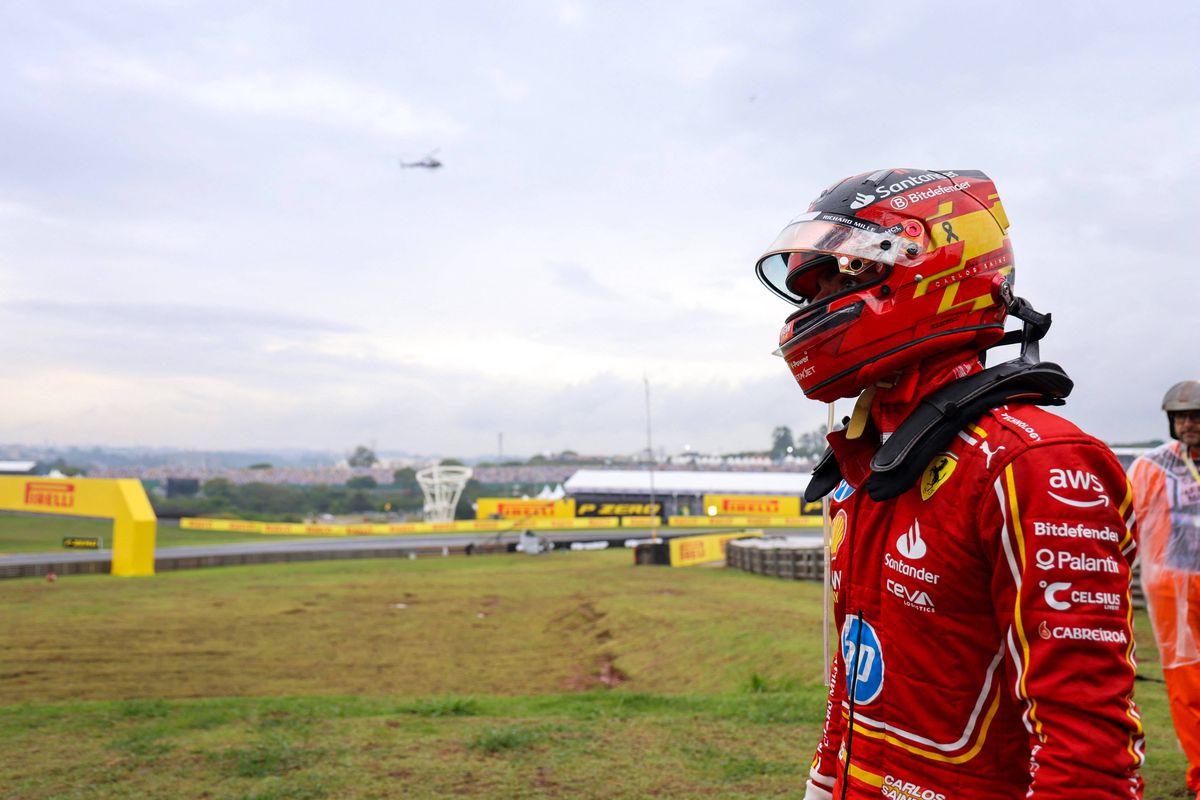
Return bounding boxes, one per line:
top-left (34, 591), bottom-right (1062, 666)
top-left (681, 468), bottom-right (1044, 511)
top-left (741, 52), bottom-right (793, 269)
top-left (890, 195), bottom-right (909, 210)
top-left (1041, 580), bottom-right (1072, 610)
top-left (849, 192), bottom-right (876, 210)
top-left (1038, 580), bottom-right (1122, 611)
top-left (896, 520), bottom-right (927, 560)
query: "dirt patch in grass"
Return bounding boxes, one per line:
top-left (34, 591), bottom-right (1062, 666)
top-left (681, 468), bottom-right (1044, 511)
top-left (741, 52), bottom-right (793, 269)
top-left (0, 551), bottom-right (829, 703)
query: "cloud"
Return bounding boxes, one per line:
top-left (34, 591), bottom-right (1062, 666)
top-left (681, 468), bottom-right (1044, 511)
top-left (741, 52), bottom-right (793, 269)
top-left (669, 43), bottom-right (745, 85)
top-left (3, 300), bottom-right (355, 336)
top-left (548, 262), bottom-right (617, 299)
top-left (484, 67), bottom-right (531, 102)
top-left (0, 0), bottom-right (1194, 458)
top-left (24, 48), bottom-right (462, 140)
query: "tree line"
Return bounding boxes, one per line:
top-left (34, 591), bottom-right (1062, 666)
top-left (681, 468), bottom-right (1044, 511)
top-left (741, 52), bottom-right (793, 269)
top-left (150, 467), bottom-right (490, 522)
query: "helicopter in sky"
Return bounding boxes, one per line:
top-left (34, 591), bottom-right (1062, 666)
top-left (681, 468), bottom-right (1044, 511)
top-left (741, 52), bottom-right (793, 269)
top-left (399, 149), bottom-right (442, 170)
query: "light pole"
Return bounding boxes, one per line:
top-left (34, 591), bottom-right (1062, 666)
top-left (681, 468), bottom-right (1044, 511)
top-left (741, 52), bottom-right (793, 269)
top-left (644, 375), bottom-right (658, 542)
top-left (823, 401), bottom-right (835, 683)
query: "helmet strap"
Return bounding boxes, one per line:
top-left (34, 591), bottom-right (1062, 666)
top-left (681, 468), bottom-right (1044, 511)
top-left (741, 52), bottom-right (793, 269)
top-left (993, 286), bottom-right (1052, 364)
top-left (845, 386), bottom-right (877, 440)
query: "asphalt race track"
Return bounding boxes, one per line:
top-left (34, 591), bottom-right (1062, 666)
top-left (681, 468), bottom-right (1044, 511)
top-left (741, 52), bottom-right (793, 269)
top-left (0, 528), bottom-right (822, 579)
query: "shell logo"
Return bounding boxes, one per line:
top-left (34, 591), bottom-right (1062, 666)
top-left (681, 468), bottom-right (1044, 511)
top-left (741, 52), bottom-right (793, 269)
top-left (831, 509), bottom-right (848, 556)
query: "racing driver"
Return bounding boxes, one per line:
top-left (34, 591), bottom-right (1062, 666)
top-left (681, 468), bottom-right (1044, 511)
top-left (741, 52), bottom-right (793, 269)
top-left (754, 169), bottom-right (1143, 798)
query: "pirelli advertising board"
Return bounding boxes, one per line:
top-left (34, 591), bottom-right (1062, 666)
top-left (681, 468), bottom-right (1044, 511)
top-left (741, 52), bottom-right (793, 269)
top-left (703, 494), bottom-right (808, 517)
top-left (573, 498), bottom-right (663, 519)
top-left (668, 532), bottom-right (762, 567)
top-left (0, 476), bottom-right (157, 577)
top-left (475, 498), bottom-right (575, 520)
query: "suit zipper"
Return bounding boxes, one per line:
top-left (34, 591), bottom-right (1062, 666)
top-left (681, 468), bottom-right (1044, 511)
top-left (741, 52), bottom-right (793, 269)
top-left (841, 608), bottom-right (865, 799)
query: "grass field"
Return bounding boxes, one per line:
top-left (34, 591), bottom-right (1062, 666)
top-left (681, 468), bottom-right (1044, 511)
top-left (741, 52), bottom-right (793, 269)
top-left (0, 513), bottom-right (299, 554)
top-left (0, 546), bottom-right (1189, 798)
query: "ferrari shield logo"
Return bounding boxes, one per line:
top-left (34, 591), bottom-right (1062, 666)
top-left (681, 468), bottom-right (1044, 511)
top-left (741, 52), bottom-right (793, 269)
top-left (920, 453), bottom-right (958, 501)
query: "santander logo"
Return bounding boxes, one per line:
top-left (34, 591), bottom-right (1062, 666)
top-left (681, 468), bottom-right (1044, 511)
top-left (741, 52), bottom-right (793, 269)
top-left (896, 520), bottom-right (927, 560)
top-left (849, 192), bottom-right (876, 210)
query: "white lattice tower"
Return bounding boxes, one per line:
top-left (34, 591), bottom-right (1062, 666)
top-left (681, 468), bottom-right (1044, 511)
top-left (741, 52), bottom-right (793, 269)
top-left (416, 463), bottom-right (473, 522)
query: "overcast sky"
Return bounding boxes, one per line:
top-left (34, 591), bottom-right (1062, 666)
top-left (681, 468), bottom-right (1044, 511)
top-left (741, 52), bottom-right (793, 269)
top-left (1, 1), bottom-right (1195, 459)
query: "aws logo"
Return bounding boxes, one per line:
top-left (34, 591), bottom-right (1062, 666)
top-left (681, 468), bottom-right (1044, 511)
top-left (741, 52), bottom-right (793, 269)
top-left (920, 453), bottom-right (957, 500)
top-left (1046, 468), bottom-right (1110, 508)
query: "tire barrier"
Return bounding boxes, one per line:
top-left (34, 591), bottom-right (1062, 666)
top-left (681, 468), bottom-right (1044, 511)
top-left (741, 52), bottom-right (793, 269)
top-left (725, 537), bottom-right (825, 581)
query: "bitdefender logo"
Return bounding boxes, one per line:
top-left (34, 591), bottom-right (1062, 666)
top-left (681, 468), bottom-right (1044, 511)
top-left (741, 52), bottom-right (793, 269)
top-left (849, 192), bottom-right (876, 210)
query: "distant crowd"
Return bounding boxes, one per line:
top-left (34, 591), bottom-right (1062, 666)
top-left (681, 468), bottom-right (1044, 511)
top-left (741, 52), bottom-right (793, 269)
top-left (89, 459), bottom-right (815, 487)
top-left (90, 465), bottom-right (399, 486)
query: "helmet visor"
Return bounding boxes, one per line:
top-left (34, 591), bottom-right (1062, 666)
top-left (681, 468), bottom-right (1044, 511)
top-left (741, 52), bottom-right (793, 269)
top-left (756, 214), bottom-right (902, 305)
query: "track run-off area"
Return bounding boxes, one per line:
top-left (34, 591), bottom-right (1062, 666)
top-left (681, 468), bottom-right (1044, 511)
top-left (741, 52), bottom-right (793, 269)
top-left (0, 515), bottom-right (1186, 799)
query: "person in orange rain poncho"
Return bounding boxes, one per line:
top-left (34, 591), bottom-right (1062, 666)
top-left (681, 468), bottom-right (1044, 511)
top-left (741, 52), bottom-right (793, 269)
top-left (1130, 380), bottom-right (1200, 799)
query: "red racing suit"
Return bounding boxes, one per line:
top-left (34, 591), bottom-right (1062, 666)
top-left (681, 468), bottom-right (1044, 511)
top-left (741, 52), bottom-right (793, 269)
top-left (807, 402), bottom-right (1144, 799)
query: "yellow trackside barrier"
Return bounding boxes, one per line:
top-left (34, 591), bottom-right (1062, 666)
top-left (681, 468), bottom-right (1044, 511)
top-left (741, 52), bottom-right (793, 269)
top-left (0, 476), bottom-right (157, 577)
top-left (620, 515), bottom-right (662, 527)
top-left (668, 531), bottom-right (763, 567)
top-left (179, 516), bottom-right (614, 536)
top-left (524, 517), bottom-right (619, 530)
top-left (666, 515), bottom-right (822, 528)
top-left (180, 512), bottom-right (829, 539)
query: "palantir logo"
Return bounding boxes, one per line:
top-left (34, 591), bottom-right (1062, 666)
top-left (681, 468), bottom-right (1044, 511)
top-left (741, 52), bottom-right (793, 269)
top-left (1035, 549), bottom-right (1056, 570)
top-left (849, 192), bottom-right (876, 210)
top-left (896, 520), bottom-right (927, 560)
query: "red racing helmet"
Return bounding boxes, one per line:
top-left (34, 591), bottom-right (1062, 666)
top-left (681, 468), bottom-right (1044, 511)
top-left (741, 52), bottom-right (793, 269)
top-left (755, 169), bottom-right (1016, 402)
